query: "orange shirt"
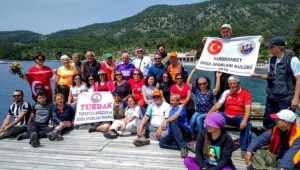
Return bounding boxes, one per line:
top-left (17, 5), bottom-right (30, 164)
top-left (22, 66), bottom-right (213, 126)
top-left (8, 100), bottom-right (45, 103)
top-left (167, 64), bottom-right (182, 82)
top-left (56, 66), bottom-right (78, 87)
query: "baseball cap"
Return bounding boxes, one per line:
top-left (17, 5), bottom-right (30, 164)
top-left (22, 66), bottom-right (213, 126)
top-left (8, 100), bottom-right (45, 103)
top-left (152, 90), bottom-right (162, 96)
top-left (270, 109), bottom-right (296, 123)
top-left (104, 52), bottom-right (112, 59)
top-left (220, 24), bottom-right (232, 30)
top-left (204, 112), bottom-right (226, 128)
top-left (97, 70), bottom-right (106, 75)
top-left (265, 36), bottom-right (286, 48)
top-left (170, 52), bottom-right (177, 57)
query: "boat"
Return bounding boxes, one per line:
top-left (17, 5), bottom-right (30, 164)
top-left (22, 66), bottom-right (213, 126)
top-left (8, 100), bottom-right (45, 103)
top-left (0, 60), bottom-right (8, 64)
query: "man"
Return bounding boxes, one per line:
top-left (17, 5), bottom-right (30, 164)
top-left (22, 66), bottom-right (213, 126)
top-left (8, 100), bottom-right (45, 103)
top-left (0, 90), bottom-right (31, 139)
top-left (116, 53), bottom-right (135, 80)
top-left (25, 92), bottom-right (52, 147)
top-left (81, 51), bottom-right (101, 83)
top-left (206, 75), bottom-right (252, 158)
top-left (167, 52), bottom-right (188, 82)
top-left (159, 94), bottom-right (192, 158)
top-left (132, 47), bottom-right (152, 77)
top-left (100, 52), bottom-right (116, 81)
top-left (147, 53), bottom-right (167, 83)
top-left (71, 53), bottom-right (83, 76)
top-left (133, 90), bottom-right (170, 146)
top-left (251, 37), bottom-right (300, 130)
top-left (245, 109), bottom-right (300, 170)
top-left (157, 44), bottom-right (170, 66)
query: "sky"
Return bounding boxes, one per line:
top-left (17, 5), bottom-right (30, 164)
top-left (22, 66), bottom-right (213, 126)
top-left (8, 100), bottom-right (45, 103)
top-left (0, 0), bottom-right (205, 35)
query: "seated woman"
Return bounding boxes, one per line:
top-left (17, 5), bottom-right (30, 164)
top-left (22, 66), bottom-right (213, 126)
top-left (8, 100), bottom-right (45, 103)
top-left (103, 95), bottom-right (143, 139)
top-left (113, 70), bottom-right (132, 101)
top-left (183, 112), bottom-right (236, 170)
top-left (88, 91), bottom-right (127, 133)
top-left (47, 93), bottom-right (75, 141)
top-left (142, 75), bottom-right (157, 107)
top-left (128, 69), bottom-right (145, 107)
top-left (68, 74), bottom-right (87, 111)
top-left (159, 72), bottom-right (174, 103)
top-left (187, 68), bottom-right (222, 142)
top-left (86, 74), bottom-right (97, 92)
top-left (94, 70), bottom-right (115, 92)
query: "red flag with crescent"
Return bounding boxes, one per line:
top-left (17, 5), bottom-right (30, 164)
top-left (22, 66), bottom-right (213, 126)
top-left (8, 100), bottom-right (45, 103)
top-left (207, 40), bottom-right (223, 55)
top-left (25, 72), bottom-right (53, 102)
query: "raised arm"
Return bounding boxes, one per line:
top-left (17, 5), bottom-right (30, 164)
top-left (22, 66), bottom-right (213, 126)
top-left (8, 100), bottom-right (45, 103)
top-left (212, 71), bottom-right (222, 96)
top-left (187, 68), bottom-right (197, 89)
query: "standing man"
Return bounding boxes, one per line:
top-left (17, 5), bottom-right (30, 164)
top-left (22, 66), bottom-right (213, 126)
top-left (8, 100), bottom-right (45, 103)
top-left (147, 53), bottom-right (167, 83)
top-left (100, 52), bottom-right (116, 81)
top-left (157, 44), bottom-right (170, 66)
top-left (251, 36), bottom-right (300, 130)
top-left (132, 47), bottom-right (152, 77)
top-left (82, 51), bottom-right (101, 83)
top-left (167, 52), bottom-right (189, 82)
top-left (117, 53), bottom-right (135, 80)
top-left (0, 90), bottom-right (31, 139)
top-left (71, 53), bottom-right (83, 76)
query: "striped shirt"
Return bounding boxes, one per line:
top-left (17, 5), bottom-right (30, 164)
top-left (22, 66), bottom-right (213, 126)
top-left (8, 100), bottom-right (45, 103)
top-left (8, 101), bottom-right (31, 126)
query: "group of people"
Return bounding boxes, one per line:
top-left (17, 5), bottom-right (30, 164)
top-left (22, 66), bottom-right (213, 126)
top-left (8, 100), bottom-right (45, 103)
top-left (0, 23), bottom-right (300, 170)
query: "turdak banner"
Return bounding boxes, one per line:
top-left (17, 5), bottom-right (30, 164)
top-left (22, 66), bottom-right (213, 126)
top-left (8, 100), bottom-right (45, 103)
top-left (74, 92), bottom-right (114, 125)
top-left (196, 36), bottom-right (261, 76)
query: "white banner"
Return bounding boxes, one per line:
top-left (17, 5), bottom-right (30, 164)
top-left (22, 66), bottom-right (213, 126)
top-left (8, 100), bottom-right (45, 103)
top-left (196, 36), bottom-right (261, 76)
top-left (74, 92), bottom-right (114, 125)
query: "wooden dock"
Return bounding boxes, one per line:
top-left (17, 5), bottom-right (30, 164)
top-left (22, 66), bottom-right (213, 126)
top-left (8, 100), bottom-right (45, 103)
top-left (0, 125), bottom-right (247, 170)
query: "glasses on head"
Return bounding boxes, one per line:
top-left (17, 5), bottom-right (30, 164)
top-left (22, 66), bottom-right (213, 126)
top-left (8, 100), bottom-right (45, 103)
top-left (198, 83), bottom-right (207, 86)
top-left (88, 78), bottom-right (94, 81)
top-left (133, 73), bottom-right (140, 76)
top-left (136, 50), bottom-right (143, 53)
top-left (154, 58), bottom-right (162, 60)
top-left (13, 95), bottom-right (21, 97)
top-left (115, 74), bottom-right (122, 76)
top-left (153, 95), bottom-right (160, 99)
top-left (74, 78), bottom-right (81, 80)
top-left (176, 77), bottom-right (183, 80)
top-left (37, 58), bottom-right (45, 61)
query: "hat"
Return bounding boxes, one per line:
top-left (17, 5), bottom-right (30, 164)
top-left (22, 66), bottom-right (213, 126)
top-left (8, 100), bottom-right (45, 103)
top-left (265, 36), bottom-right (286, 47)
top-left (98, 70), bottom-right (106, 75)
top-left (170, 52), bottom-right (177, 57)
top-left (220, 24), bottom-right (232, 30)
top-left (270, 109), bottom-right (296, 123)
top-left (152, 90), bottom-right (162, 96)
top-left (104, 52), bottom-right (112, 58)
top-left (204, 112), bottom-right (226, 128)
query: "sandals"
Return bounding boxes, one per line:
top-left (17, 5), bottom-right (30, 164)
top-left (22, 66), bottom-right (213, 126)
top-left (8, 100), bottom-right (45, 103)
top-left (103, 129), bottom-right (119, 139)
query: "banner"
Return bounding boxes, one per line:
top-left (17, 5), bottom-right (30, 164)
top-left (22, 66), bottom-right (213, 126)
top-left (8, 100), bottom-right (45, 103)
top-left (25, 72), bottom-right (53, 102)
top-left (74, 92), bottom-right (114, 125)
top-left (196, 36), bottom-right (261, 76)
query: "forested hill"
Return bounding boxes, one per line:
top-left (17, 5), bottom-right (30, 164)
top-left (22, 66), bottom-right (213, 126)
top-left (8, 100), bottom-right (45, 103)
top-left (0, 0), bottom-right (299, 60)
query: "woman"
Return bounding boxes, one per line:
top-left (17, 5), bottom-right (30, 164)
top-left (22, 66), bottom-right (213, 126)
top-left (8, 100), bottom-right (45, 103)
top-left (128, 68), bottom-right (145, 107)
top-left (68, 74), bottom-right (87, 111)
top-left (47, 93), bottom-right (75, 141)
top-left (142, 75), bottom-right (157, 107)
top-left (184, 112), bottom-right (235, 170)
top-left (187, 68), bottom-right (222, 141)
top-left (86, 74), bottom-right (97, 92)
top-left (159, 72), bottom-right (175, 103)
top-left (170, 73), bottom-right (195, 123)
top-left (113, 70), bottom-right (132, 100)
top-left (103, 95), bottom-right (143, 139)
top-left (94, 70), bottom-right (115, 92)
top-left (55, 55), bottom-right (78, 102)
top-left (88, 91), bottom-right (127, 133)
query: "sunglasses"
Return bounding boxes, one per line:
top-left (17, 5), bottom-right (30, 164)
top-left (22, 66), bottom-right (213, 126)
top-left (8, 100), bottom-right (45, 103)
top-left (163, 76), bottom-right (169, 79)
top-left (37, 58), bottom-right (45, 61)
top-left (154, 58), bottom-right (162, 60)
top-left (115, 74), bottom-right (122, 76)
top-left (133, 73), bottom-right (140, 76)
top-left (74, 78), bottom-right (81, 80)
top-left (136, 50), bottom-right (143, 53)
top-left (198, 83), bottom-right (207, 86)
top-left (176, 77), bottom-right (183, 80)
top-left (88, 78), bottom-right (94, 81)
top-left (13, 95), bottom-right (21, 97)
top-left (153, 96), bottom-right (160, 99)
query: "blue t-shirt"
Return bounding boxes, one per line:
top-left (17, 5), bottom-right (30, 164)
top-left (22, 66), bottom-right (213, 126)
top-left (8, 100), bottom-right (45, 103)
top-left (167, 105), bottom-right (188, 131)
top-left (148, 64), bottom-right (167, 83)
top-left (192, 84), bottom-right (214, 113)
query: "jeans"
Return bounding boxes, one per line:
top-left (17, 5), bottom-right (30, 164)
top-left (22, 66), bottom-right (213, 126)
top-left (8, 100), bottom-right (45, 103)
top-left (0, 125), bottom-right (27, 139)
top-left (184, 101), bottom-right (196, 124)
top-left (218, 112), bottom-right (251, 150)
top-left (159, 121), bottom-right (191, 150)
top-left (189, 112), bottom-right (207, 135)
top-left (27, 122), bottom-right (52, 138)
top-left (184, 157), bottom-right (233, 170)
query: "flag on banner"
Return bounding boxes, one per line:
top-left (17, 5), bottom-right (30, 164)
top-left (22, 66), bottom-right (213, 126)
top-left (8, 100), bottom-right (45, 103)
top-left (196, 36), bottom-right (261, 76)
top-left (25, 72), bottom-right (53, 102)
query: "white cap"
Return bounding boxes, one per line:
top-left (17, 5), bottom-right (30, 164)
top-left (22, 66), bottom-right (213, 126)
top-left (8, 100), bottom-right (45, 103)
top-left (270, 109), bottom-right (296, 123)
top-left (220, 24), bottom-right (232, 30)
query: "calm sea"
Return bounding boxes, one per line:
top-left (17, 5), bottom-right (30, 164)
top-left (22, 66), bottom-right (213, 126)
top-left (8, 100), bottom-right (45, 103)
top-left (0, 61), bottom-right (299, 122)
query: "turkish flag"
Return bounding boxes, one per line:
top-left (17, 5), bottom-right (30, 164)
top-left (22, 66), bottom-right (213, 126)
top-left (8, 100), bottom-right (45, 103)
top-left (25, 72), bottom-right (53, 102)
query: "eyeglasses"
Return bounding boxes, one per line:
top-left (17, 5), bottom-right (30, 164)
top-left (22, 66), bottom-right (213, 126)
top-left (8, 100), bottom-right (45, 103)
top-left (163, 76), bottom-right (169, 79)
top-left (133, 73), bottom-right (140, 76)
top-left (198, 83), bottom-right (207, 86)
top-left (88, 78), bottom-right (94, 81)
top-left (154, 58), bottom-right (162, 60)
top-left (153, 96), bottom-right (160, 99)
top-left (229, 82), bottom-right (238, 85)
top-left (136, 50), bottom-right (143, 53)
top-left (13, 95), bottom-right (21, 97)
top-left (115, 74), bottom-right (122, 76)
top-left (37, 58), bottom-right (45, 61)
top-left (176, 77), bottom-right (183, 80)
top-left (74, 78), bottom-right (81, 80)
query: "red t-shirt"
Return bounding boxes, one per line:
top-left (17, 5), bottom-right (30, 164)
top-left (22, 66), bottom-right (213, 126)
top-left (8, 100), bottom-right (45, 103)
top-left (94, 83), bottom-right (109, 91)
top-left (170, 83), bottom-right (192, 102)
top-left (28, 65), bottom-right (54, 78)
top-left (219, 88), bottom-right (252, 117)
top-left (128, 78), bottom-right (145, 100)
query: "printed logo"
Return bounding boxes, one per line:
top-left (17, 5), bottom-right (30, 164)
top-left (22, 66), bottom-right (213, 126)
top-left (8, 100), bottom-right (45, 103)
top-left (207, 40), bottom-right (223, 55)
top-left (91, 93), bottom-right (102, 103)
top-left (238, 41), bottom-right (255, 56)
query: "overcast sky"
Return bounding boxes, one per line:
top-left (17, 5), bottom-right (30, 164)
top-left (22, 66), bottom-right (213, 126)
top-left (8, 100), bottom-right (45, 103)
top-left (0, 0), bottom-right (205, 35)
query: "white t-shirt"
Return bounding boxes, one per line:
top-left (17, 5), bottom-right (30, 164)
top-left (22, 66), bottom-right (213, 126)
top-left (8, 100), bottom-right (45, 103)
top-left (87, 85), bottom-right (94, 92)
top-left (70, 84), bottom-right (87, 98)
top-left (146, 102), bottom-right (171, 128)
top-left (125, 105), bottom-right (143, 125)
top-left (132, 56), bottom-right (153, 77)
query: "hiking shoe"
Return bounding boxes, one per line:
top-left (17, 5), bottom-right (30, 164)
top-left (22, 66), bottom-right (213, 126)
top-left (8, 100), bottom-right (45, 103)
top-left (180, 147), bottom-right (189, 158)
top-left (16, 132), bottom-right (29, 141)
top-left (46, 133), bottom-right (55, 141)
top-left (30, 132), bottom-right (39, 148)
top-left (133, 135), bottom-right (150, 146)
top-left (186, 143), bottom-right (195, 153)
top-left (241, 150), bottom-right (246, 159)
top-left (103, 129), bottom-right (118, 139)
top-left (88, 126), bottom-right (96, 133)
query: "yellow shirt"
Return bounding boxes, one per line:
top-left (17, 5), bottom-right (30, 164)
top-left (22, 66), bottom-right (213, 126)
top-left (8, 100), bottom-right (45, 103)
top-left (57, 66), bottom-right (78, 87)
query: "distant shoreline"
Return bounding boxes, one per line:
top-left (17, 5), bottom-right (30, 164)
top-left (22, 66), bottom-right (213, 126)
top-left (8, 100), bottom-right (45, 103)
top-left (182, 62), bottom-right (269, 69)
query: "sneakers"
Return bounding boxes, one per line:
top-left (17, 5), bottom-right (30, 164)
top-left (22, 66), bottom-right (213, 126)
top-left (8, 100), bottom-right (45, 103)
top-left (46, 132), bottom-right (64, 141)
top-left (88, 126), bottom-right (96, 133)
top-left (133, 134), bottom-right (150, 146)
top-left (16, 132), bottom-right (29, 141)
top-left (180, 147), bottom-right (189, 158)
top-left (186, 143), bottom-right (195, 153)
top-left (241, 150), bottom-right (246, 159)
top-left (29, 132), bottom-right (39, 148)
top-left (103, 129), bottom-right (118, 139)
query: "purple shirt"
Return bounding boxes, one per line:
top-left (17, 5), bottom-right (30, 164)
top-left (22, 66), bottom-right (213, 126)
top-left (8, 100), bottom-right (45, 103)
top-left (114, 81), bottom-right (132, 99)
top-left (117, 63), bottom-right (135, 80)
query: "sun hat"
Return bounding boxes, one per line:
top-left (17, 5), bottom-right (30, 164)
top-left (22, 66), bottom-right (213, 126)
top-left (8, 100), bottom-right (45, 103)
top-left (265, 36), bottom-right (286, 48)
top-left (169, 52), bottom-right (177, 57)
top-left (204, 112), bottom-right (226, 128)
top-left (152, 90), bottom-right (162, 96)
top-left (98, 70), bottom-right (106, 75)
top-left (220, 24), bottom-right (232, 30)
top-left (104, 52), bottom-right (112, 59)
top-left (270, 109), bottom-right (296, 123)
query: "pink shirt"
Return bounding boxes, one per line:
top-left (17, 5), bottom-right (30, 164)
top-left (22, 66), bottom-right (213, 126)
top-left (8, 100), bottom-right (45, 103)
top-left (128, 78), bottom-right (145, 100)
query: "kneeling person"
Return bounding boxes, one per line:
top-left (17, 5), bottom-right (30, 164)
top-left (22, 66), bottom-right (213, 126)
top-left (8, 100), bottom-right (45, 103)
top-left (133, 90), bottom-right (170, 146)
